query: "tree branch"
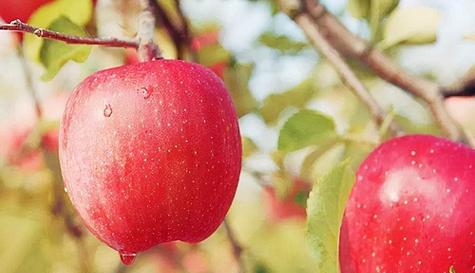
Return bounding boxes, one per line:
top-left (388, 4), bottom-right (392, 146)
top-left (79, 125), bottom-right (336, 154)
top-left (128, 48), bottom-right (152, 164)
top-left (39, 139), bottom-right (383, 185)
top-left (148, 0), bottom-right (195, 60)
top-left (293, 13), bottom-right (400, 135)
top-left (174, 0), bottom-right (197, 60)
top-left (223, 219), bottom-right (246, 273)
top-left (138, 0), bottom-right (161, 61)
top-left (16, 45), bottom-right (42, 119)
top-left (0, 20), bottom-right (138, 48)
top-left (147, 0), bottom-right (183, 58)
top-left (298, 0), bottom-right (466, 142)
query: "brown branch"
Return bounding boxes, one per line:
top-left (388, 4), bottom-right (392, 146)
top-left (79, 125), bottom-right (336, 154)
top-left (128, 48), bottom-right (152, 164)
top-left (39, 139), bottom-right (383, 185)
top-left (441, 69), bottom-right (475, 98)
top-left (147, 0), bottom-right (183, 58)
top-left (297, 0), bottom-right (466, 142)
top-left (148, 0), bottom-right (195, 60)
top-left (174, 0), bottom-right (197, 60)
top-left (223, 219), bottom-right (246, 273)
top-left (293, 13), bottom-right (400, 135)
top-left (0, 20), bottom-right (138, 48)
top-left (138, 0), bottom-right (161, 61)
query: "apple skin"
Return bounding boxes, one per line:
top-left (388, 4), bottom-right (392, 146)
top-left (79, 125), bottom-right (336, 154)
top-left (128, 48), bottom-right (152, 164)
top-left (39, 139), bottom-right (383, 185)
top-left (59, 60), bottom-right (242, 254)
top-left (339, 135), bottom-right (475, 273)
top-left (0, 0), bottom-right (52, 23)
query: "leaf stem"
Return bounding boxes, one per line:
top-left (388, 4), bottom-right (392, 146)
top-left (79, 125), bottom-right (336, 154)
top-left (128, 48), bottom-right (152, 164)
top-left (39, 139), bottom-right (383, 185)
top-left (223, 219), bottom-right (246, 273)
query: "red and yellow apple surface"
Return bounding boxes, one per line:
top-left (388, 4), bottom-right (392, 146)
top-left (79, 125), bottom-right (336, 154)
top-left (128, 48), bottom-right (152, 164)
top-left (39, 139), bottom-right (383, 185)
top-left (59, 60), bottom-right (242, 262)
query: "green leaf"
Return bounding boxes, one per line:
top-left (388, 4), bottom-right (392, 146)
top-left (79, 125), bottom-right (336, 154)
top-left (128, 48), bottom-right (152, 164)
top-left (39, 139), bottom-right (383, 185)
top-left (259, 32), bottom-right (308, 54)
top-left (306, 160), bottom-right (355, 273)
top-left (39, 16), bottom-right (92, 81)
top-left (223, 63), bottom-right (258, 117)
top-left (197, 44), bottom-right (231, 67)
top-left (347, 0), bottom-right (370, 19)
top-left (370, 0), bottom-right (400, 39)
top-left (261, 79), bottom-right (316, 124)
top-left (348, 0), bottom-right (399, 34)
top-left (379, 6), bottom-right (441, 49)
top-left (301, 143), bottom-right (346, 184)
top-left (24, 0), bottom-right (93, 62)
top-left (278, 109), bottom-right (337, 152)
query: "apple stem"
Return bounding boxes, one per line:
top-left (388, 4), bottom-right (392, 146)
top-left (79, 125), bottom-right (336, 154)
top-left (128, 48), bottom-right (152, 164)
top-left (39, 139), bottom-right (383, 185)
top-left (137, 0), bottom-right (162, 61)
top-left (0, 20), bottom-right (139, 49)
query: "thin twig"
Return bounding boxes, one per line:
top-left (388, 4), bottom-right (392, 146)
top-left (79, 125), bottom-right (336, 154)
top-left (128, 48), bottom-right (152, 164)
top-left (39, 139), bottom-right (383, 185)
top-left (223, 219), bottom-right (246, 273)
top-left (16, 45), bottom-right (42, 118)
top-left (0, 20), bottom-right (138, 48)
top-left (292, 12), bottom-right (400, 135)
top-left (138, 0), bottom-right (161, 61)
top-left (174, 0), bottom-right (197, 60)
top-left (300, 0), bottom-right (467, 143)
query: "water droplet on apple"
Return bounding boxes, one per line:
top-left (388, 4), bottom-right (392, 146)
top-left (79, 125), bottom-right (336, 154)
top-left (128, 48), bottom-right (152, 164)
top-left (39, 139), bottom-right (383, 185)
top-left (119, 251), bottom-right (136, 265)
top-left (139, 87), bottom-right (152, 99)
top-left (103, 104), bottom-right (113, 117)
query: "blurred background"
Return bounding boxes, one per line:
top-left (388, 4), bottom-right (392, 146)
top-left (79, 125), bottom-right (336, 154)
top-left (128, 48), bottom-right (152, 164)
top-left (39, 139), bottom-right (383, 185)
top-left (1, 0), bottom-right (475, 272)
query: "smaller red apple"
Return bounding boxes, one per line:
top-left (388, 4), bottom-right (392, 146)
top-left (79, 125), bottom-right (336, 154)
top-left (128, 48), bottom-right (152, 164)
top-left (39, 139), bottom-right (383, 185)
top-left (340, 135), bottom-right (475, 273)
top-left (263, 178), bottom-right (309, 221)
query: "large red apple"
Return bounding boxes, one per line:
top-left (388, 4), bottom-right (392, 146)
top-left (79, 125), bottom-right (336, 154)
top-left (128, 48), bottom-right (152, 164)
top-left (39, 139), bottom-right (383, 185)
top-left (59, 60), bottom-right (242, 262)
top-left (339, 135), bottom-right (474, 273)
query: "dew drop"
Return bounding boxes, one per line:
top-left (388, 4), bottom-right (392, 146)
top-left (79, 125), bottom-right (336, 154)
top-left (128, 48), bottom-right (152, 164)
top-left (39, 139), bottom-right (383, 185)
top-left (103, 104), bottom-right (113, 117)
top-left (119, 251), bottom-right (137, 265)
top-left (139, 86), bottom-right (152, 99)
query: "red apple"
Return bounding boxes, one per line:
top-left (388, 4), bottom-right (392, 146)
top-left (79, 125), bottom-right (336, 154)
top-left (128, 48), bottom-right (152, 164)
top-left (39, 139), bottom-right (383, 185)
top-left (59, 60), bottom-right (242, 262)
top-left (0, 0), bottom-right (52, 23)
top-left (124, 48), bottom-right (139, 65)
top-left (263, 178), bottom-right (308, 221)
top-left (340, 135), bottom-right (475, 273)
top-left (191, 30), bottom-right (228, 79)
top-left (0, 94), bottom-right (66, 169)
top-left (191, 31), bottom-right (219, 52)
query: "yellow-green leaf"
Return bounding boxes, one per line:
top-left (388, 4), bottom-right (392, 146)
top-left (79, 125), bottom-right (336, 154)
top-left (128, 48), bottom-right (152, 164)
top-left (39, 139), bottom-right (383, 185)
top-left (278, 109), bottom-right (337, 152)
top-left (347, 0), bottom-right (399, 30)
top-left (223, 63), bottom-right (258, 117)
top-left (259, 32), bottom-right (308, 54)
top-left (39, 16), bottom-right (92, 81)
top-left (380, 6), bottom-right (441, 49)
top-left (24, 0), bottom-right (93, 62)
top-left (347, 0), bottom-right (370, 19)
top-left (261, 79), bottom-right (316, 124)
top-left (197, 44), bottom-right (230, 67)
top-left (369, 0), bottom-right (400, 38)
top-left (306, 160), bottom-right (355, 273)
